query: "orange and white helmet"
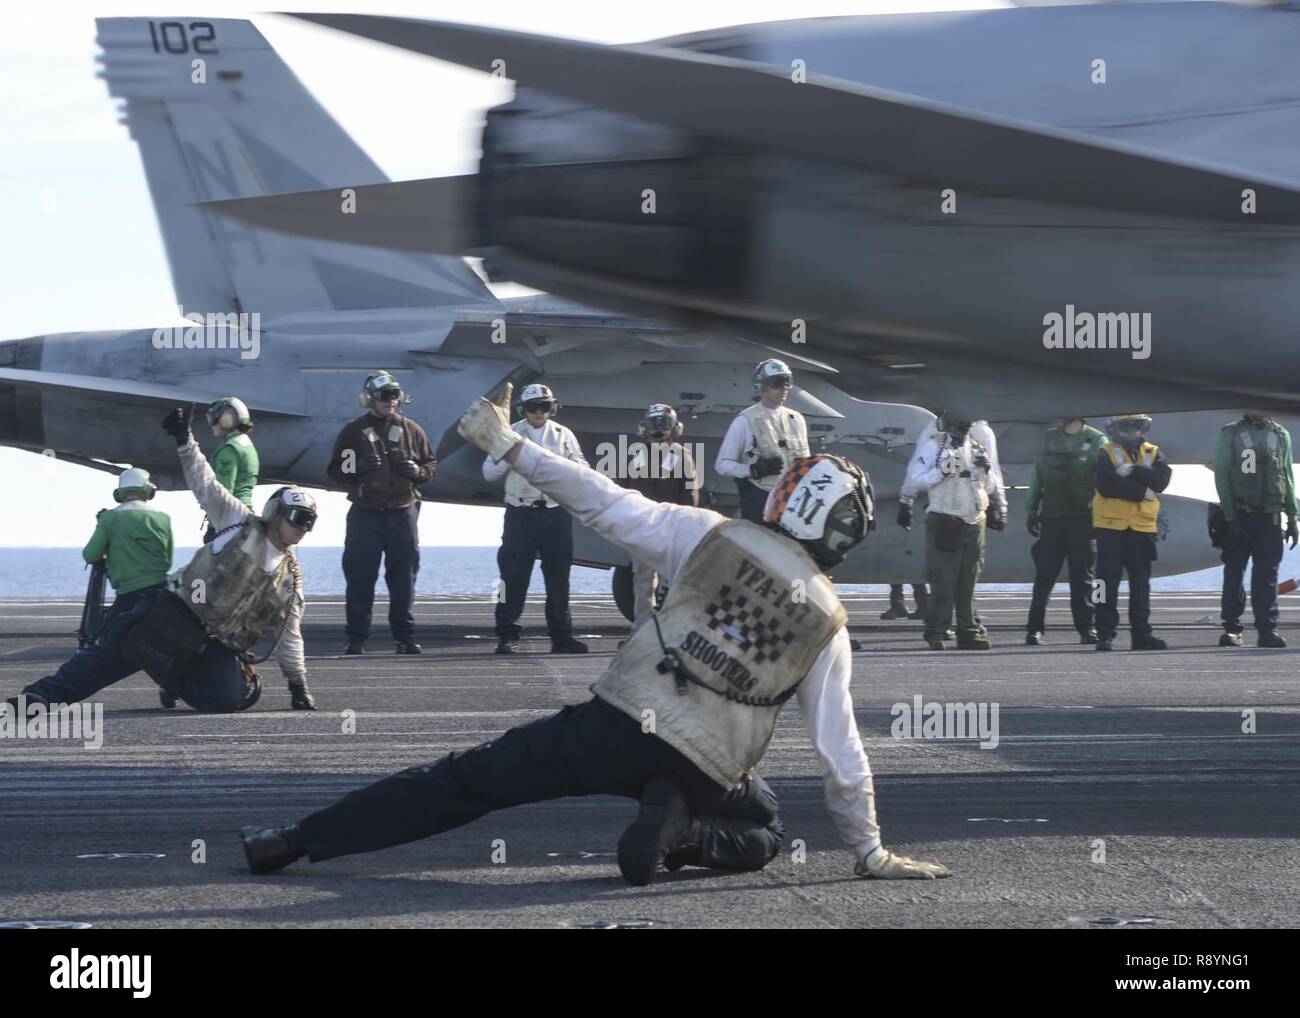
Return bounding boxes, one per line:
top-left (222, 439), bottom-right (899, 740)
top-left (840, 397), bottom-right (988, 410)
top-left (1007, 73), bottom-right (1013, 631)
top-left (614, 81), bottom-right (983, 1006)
top-left (764, 454), bottom-right (874, 569)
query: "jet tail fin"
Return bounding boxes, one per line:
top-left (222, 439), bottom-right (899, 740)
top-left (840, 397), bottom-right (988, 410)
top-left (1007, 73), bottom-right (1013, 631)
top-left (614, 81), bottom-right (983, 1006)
top-left (95, 16), bottom-right (499, 316)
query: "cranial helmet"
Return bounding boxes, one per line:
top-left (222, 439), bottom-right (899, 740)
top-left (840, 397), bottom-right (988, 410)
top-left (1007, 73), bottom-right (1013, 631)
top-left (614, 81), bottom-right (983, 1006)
top-left (764, 454), bottom-right (875, 570)
top-left (359, 370), bottom-right (409, 408)
top-left (206, 396), bottom-right (252, 429)
top-left (261, 486), bottom-right (318, 532)
top-left (518, 382), bottom-right (559, 414)
top-left (113, 466), bottom-right (156, 503)
top-left (753, 358), bottom-right (794, 397)
top-left (1107, 412), bottom-right (1152, 451)
top-left (638, 403), bottom-right (682, 440)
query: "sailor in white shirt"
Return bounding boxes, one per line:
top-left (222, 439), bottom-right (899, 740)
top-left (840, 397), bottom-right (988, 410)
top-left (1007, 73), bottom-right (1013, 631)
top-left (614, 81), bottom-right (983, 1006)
top-left (715, 359), bottom-right (811, 523)
top-left (481, 383), bottom-right (590, 655)
top-left (240, 383), bottom-right (953, 887)
top-left (898, 412), bottom-right (1007, 650)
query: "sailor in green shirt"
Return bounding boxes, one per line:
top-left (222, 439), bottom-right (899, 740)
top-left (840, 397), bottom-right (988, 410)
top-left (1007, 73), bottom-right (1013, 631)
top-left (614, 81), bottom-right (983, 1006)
top-left (204, 396), bottom-right (260, 542)
top-left (1212, 412), bottom-right (1298, 648)
top-left (84, 467), bottom-right (173, 595)
top-left (1024, 417), bottom-right (1108, 645)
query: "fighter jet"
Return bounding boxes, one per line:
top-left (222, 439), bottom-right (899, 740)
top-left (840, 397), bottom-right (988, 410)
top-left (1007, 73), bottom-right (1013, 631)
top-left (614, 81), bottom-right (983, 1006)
top-left (211, 3), bottom-right (1300, 420)
top-left (0, 16), bottom-right (1224, 605)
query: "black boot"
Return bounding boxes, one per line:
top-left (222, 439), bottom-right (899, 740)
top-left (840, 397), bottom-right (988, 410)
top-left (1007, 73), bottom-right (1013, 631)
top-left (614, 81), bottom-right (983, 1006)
top-left (618, 775), bottom-right (692, 886)
top-left (551, 636), bottom-right (589, 654)
top-left (288, 682), bottom-right (317, 711)
top-left (343, 641), bottom-right (365, 655)
top-left (241, 824), bottom-right (306, 874)
top-left (395, 641), bottom-right (422, 655)
top-left (159, 688), bottom-right (178, 709)
top-left (663, 820), bottom-right (705, 873)
top-left (1258, 631), bottom-right (1288, 648)
top-left (495, 639), bottom-right (520, 654)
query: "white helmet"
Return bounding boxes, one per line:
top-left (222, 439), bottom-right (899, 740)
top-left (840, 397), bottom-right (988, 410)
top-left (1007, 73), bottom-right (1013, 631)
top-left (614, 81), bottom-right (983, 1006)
top-left (763, 454), bottom-right (874, 569)
top-left (261, 486), bottom-right (318, 531)
top-left (638, 403), bottom-right (682, 440)
top-left (753, 358), bottom-right (794, 397)
top-left (113, 466), bottom-right (156, 503)
top-left (518, 383), bottom-right (559, 413)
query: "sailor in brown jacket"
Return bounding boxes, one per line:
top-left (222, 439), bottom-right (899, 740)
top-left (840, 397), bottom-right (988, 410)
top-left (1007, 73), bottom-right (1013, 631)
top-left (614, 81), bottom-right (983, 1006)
top-left (327, 370), bottom-right (437, 655)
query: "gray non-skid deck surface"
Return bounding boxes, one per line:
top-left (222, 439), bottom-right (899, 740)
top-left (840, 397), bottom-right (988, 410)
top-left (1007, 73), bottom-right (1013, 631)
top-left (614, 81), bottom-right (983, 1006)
top-left (1, 591), bottom-right (1296, 928)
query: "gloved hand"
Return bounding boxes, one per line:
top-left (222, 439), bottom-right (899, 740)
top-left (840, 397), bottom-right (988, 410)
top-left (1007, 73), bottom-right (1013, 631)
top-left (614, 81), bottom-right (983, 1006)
top-left (1115, 462), bottom-right (1135, 478)
top-left (1026, 514), bottom-right (1041, 538)
top-left (458, 383), bottom-right (523, 462)
top-left (356, 453), bottom-right (383, 475)
top-left (986, 506), bottom-right (1006, 531)
top-left (1288, 516), bottom-right (1299, 550)
top-left (897, 503), bottom-right (913, 530)
top-left (939, 449), bottom-right (961, 476)
top-left (392, 458), bottom-right (421, 481)
top-left (1142, 488), bottom-right (1157, 502)
top-left (750, 455), bottom-right (784, 480)
top-left (162, 406), bottom-right (192, 446)
top-left (855, 846), bottom-right (952, 880)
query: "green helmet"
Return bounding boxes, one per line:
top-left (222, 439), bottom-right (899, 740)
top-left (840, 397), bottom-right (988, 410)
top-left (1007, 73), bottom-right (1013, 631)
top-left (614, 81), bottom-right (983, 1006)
top-left (206, 396), bottom-right (252, 429)
top-left (360, 370), bottom-right (408, 407)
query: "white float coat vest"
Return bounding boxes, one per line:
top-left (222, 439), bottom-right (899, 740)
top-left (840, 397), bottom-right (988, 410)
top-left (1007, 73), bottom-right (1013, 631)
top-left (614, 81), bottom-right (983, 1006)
top-left (505, 420), bottom-right (571, 508)
top-left (593, 519), bottom-right (846, 787)
top-left (740, 404), bottom-right (811, 491)
top-left (926, 437), bottom-right (991, 522)
top-left (168, 520), bottom-right (299, 653)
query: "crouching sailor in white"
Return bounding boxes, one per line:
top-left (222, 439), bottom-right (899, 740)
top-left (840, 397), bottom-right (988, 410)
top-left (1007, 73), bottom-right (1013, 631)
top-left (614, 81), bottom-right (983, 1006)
top-left (8, 406), bottom-right (320, 716)
top-left (240, 385), bottom-right (952, 885)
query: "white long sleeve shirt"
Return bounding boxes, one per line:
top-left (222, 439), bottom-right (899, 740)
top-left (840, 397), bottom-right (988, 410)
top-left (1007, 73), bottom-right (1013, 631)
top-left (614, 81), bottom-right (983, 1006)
top-left (483, 420), bottom-right (587, 507)
top-left (176, 438), bottom-right (306, 678)
top-left (900, 432), bottom-right (1006, 525)
top-left (714, 407), bottom-right (807, 481)
top-left (509, 439), bottom-right (882, 860)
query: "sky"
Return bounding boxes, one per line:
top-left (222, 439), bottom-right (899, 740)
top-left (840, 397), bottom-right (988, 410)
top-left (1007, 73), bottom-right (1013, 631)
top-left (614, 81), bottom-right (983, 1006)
top-left (1, 0), bottom-right (1219, 547)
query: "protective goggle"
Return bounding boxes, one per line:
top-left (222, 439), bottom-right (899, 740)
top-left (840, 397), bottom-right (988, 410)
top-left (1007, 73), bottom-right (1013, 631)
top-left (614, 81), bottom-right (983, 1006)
top-left (1115, 419), bottom-right (1150, 433)
top-left (282, 506), bottom-right (317, 532)
top-left (522, 400), bottom-right (555, 414)
top-left (374, 388), bottom-right (403, 402)
top-left (765, 375), bottom-right (793, 389)
top-left (206, 404), bottom-right (230, 427)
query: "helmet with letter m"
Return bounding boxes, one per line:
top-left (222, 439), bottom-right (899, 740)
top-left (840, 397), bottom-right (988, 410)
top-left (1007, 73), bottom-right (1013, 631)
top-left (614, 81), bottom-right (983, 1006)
top-left (764, 454), bottom-right (874, 570)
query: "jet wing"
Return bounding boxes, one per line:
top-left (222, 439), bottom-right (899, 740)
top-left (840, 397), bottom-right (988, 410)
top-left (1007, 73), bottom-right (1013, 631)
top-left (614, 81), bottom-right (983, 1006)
top-left (281, 13), bottom-right (1300, 228)
top-left (0, 368), bottom-right (308, 417)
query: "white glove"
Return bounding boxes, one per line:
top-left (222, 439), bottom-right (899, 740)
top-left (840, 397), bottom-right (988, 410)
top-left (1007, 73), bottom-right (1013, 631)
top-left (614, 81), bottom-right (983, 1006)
top-left (1115, 462), bottom-right (1135, 478)
top-left (939, 450), bottom-right (961, 476)
top-left (458, 383), bottom-right (523, 462)
top-left (854, 846), bottom-right (953, 880)
top-left (1143, 487), bottom-right (1157, 501)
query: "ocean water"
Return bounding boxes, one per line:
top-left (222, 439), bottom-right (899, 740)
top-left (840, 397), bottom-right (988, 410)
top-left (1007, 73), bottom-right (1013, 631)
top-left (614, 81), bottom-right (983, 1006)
top-left (0, 546), bottom-right (1264, 599)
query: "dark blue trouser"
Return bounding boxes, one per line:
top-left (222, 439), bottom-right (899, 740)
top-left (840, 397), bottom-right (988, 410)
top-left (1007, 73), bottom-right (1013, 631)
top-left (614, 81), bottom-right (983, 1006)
top-left (1094, 528), bottom-right (1156, 641)
top-left (736, 479), bottom-right (769, 524)
top-left (495, 505), bottom-right (573, 641)
top-left (343, 503), bottom-right (421, 644)
top-left (1027, 516), bottom-right (1097, 635)
top-left (23, 585), bottom-right (248, 712)
top-left (1221, 511), bottom-right (1284, 635)
top-left (299, 696), bottom-right (783, 872)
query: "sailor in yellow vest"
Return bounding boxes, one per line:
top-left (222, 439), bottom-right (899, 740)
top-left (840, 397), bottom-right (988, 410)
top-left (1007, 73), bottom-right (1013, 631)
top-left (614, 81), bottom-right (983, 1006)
top-left (240, 383), bottom-right (952, 887)
top-left (716, 359), bottom-right (811, 523)
top-left (8, 407), bottom-right (319, 713)
top-left (1092, 413), bottom-right (1173, 652)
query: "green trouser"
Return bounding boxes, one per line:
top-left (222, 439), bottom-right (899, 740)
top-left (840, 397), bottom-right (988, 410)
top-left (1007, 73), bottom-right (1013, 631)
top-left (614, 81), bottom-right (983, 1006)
top-left (924, 513), bottom-right (987, 640)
